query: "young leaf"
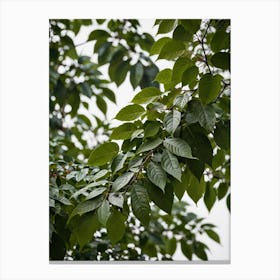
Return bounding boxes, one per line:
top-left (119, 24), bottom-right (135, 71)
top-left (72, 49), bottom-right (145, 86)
top-left (97, 200), bottom-right (110, 226)
top-left (106, 210), bottom-right (126, 244)
top-left (132, 87), bottom-right (161, 104)
top-left (161, 149), bottom-right (182, 181)
top-left (111, 123), bottom-right (137, 140)
top-left (130, 61), bottom-right (144, 89)
top-left (163, 137), bottom-right (194, 158)
top-left (204, 183), bottom-right (216, 212)
top-left (88, 142), bottom-right (119, 166)
top-left (180, 240), bottom-right (192, 260)
top-left (131, 183), bottom-right (151, 227)
top-left (136, 137), bottom-right (162, 154)
top-left (147, 162), bottom-right (167, 192)
top-left (111, 172), bottom-right (134, 192)
top-left (199, 74), bottom-right (223, 104)
top-left (73, 212), bottom-right (100, 249)
top-left (163, 110), bottom-right (181, 135)
top-left (115, 104), bottom-right (145, 121)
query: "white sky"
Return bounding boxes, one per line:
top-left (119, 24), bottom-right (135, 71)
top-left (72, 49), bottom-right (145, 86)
top-left (71, 19), bottom-right (229, 261)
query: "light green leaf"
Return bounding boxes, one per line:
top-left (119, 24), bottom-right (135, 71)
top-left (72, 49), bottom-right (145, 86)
top-left (163, 137), bottom-right (194, 158)
top-left (211, 52), bottom-right (230, 70)
top-left (131, 129), bottom-right (144, 141)
top-left (159, 40), bottom-right (185, 60)
top-left (97, 200), bottom-right (110, 226)
top-left (111, 123), bottom-right (137, 140)
top-left (199, 73), bottom-right (223, 104)
top-left (157, 20), bottom-right (177, 34)
top-left (185, 100), bottom-right (216, 131)
top-left (147, 162), bottom-right (167, 192)
top-left (115, 104), bottom-right (145, 121)
top-left (132, 87), bottom-right (161, 104)
top-left (214, 120), bottom-right (230, 150)
top-left (150, 37), bottom-right (172, 55)
top-left (205, 229), bottom-right (220, 244)
top-left (88, 142), bottom-right (119, 166)
top-left (181, 240), bottom-right (192, 260)
top-left (211, 31), bottom-right (230, 52)
top-left (108, 193), bottom-right (124, 208)
top-left (106, 210), bottom-right (126, 244)
top-left (161, 149), bottom-right (182, 181)
top-left (131, 183), bottom-right (151, 227)
top-left (186, 173), bottom-right (205, 204)
top-left (73, 212), bottom-right (100, 249)
top-left (163, 110), bottom-right (181, 135)
top-left (111, 172), bottom-right (134, 192)
top-left (204, 183), bottom-right (216, 212)
top-left (111, 153), bottom-right (128, 173)
top-left (154, 68), bottom-right (172, 84)
top-left (173, 93), bottom-right (190, 111)
top-left (85, 187), bottom-right (107, 200)
top-left (182, 66), bottom-right (199, 86)
top-left (144, 121), bottom-right (160, 138)
top-left (130, 61), bottom-right (144, 89)
top-left (136, 137), bottom-right (162, 154)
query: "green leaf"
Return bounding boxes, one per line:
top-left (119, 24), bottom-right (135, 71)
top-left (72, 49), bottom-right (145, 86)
top-left (204, 183), bottom-right (216, 212)
top-left (214, 120), bottom-right (230, 150)
top-left (88, 142), bottom-right (119, 166)
top-left (111, 172), bottom-right (134, 192)
top-left (92, 169), bottom-right (108, 181)
top-left (199, 74), bottom-right (223, 104)
top-left (111, 153), bottom-right (128, 173)
top-left (211, 52), bottom-right (230, 70)
top-left (212, 149), bottom-right (225, 169)
top-left (185, 100), bottom-right (216, 131)
top-left (102, 88), bottom-right (116, 104)
top-left (68, 196), bottom-right (103, 222)
top-left (146, 181), bottom-right (174, 214)
top-left (180, 19), bottom-right (201, 34)
top-left (88, 29), bottom-right (110, 41)
top-left (147, 162), bottom-right (167, 192)
top-left (159, 40), bottom-right (185, 60)
top-left (85, 187), bottom-right (107, 200)
top-left (182, 126), bottom-right (213, 165)
top-left (211, 31), bottom-right (230, 52)
top-left (161, 149), bottom-right (182, 181)
top-left (97, 200), bottom-right (110, 226)
top-left (193, 241), bottom-right (208, 260)
top-left (131, 129), bottom-right (144, 140)
top-left (163, 110), bottom-right (181, 135)
top-left (80, 82), bottom-right (92, 98)
top-left (173, 25), bottom-right (192, 42)
top-left (182, 66), bottom-right (199, 86)
top-left (150, 37), bottom-right (172, 55)
top-left (181, 240), bottom-right (192, 260)
top-left (217, 182), bottom-right (229, 200)
top-left (157, 20), bottom-right (177, 34)
top-left (136, 137), bottom-right (162, 154)
top-left (115, 104), bottom-right (145, 121)
top-left (114, 60), bottom-right (130, 86)
top-left (97, 41), bottom-right (112, 65)
top-left (165, 237), bottom-right (177, 256)
top-left (226, 193), bottom-right (231, 212)
top-left (131, 183), bottom-right (151, 227)
top-left (132, 87), bottom-right (161, 104)
top-left (186, 173), bottom-right (205, 204)
top-left (144, 121), bottom-right (160, 138)
top-left (111, 123), bottom-right (137, 140)
top-left (73, 212), bottom-right (100, 249)
top-left (106, 210), bottom-right (126, 244)
top-left (186, 159), bottom-right (204, 181)
top-left (171, 170), bottom-right (189, 200)
top-left (154, 68), bottom-right (172, 84)
top-left (96, 95), bottom-right (107, 115)
top-left (205, 229), bottom-right (220, 244)
top-left (172, 57), bottom-right (192, 84)
top-left (130, 61), bottom-right (144, 89)
top-left (108, 49), bottom-right (124, 81)
top-left (173, 93), bottom-right (190, 111)
top-left (108, 193), bottom-right (124, 208)
top-left (163, 137), bottom-right (194, 158)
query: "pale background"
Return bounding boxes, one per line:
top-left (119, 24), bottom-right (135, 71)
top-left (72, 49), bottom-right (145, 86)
top-left (0, 0), bottom-right (279, 279)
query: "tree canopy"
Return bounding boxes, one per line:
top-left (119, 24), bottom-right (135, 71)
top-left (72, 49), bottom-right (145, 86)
top-left (49, 19), bottom-right (230, 261)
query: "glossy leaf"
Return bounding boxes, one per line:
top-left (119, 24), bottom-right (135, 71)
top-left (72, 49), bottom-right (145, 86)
top-left (163, 110), bottom-right (181, 135)
top-left (115, 104), bottom-right (145, 121)
top-left (136, 137), bottom-right (162, 154)
top-left (147, 162), bottom-right (167, 192)
top-left (130, 61), bottom-right (144, 89)
top-left (111, 153), bottom-right (128, 173)
top-left (131, 183), bottom-right (151, 226)
top-left (161, 149), bottom-right (182, 181)
top-left (85, 187), bottom-right (107, 200)
top-left (163, 137), bottom-right (194, 158)
top-left (97, 200), bottom-right (110, 226)
top-left (111, 172), bottom-right (134, 192)
top-left (88, 142), bottom-right (119, 166)
top-left (173, 93), bottom-right (190, 111)
top-left (108, 193), bottom-right (124, 208)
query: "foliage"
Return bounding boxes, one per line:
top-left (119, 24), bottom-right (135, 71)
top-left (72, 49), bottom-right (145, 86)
top-left (49, 19), bottom-right (231, 261)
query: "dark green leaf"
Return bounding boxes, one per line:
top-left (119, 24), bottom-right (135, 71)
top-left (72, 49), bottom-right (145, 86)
top-left (159, 40), bottom-right (185, 60)
top-left (199, 73), bottom-right (223, 104)
top-left (102, 88), bottom-right (116, 104)
top-left (214, 120), bottom-right (230, 150)
top-left (80, 82), bottom-right (92, 98)
top-left (131, 183), bottom-right (151, 226)
top-left (163, 110), bottom-right (181, 135)
top-left (182, 66), bottom-right (199, 86)
top-left (108, 193), bottom-right (124, 208)
top-left (173, 25), bottom-right (192, 42)
top-left (136, 137), bottom-right (162, 154)
top-left (204, 183), bottom-right (216, 212)
top-left (210, 31), bottom-right (230, 52)
top-left (115, 104), bottom-right (145, 121)
top-left (144, 121), bottom-right (160, 138)
top-left (88, 29), bottom-right (110, 41)
top-left (130, 61), bottom-right (144, 89)
top-left (218, 182), bottom-right (229, 200)
top-left (111, 172), bottom-right (134, 192)
top-left (226, 193), bottom-right (231, 212)
top-left (85, 187), bottom-right (107, 200)
top-left (96, 95), bottom-right (107, 115)
top-left (186, 159), bottom-right (204, 181)
top-left (106, 210), bottom-right (126, 244)
top-left (171, 170), bottom-right (189, 200)
top-left (180, 19), bottom-right (201, 34)
top-left (111, 153), bottom-right (128, 173)
top-left (114, 60), bottom-right (130, 86)
top-left (163, 137), bottom-right (194, 158)
top-left (193, 241), bottom-right (208, 260)
top-left (157, 20), bottom-right (177, 34)
top-left (172, 57), bottom-right (192, 84)
top-left (173, 93), bottom-right (190, 111)
top-left (205, 229), bottom-right (220, 244)
top-left (147, 161), bottom-right (167, 192)
top-left (211, 52), bottom-right (230, 70)
top-left (161, 149), bottom-right (182, 181)
top-left (165, 237), bottom-right (177, 256)
top-left (181, 240), bottom-right (192, 260)
top-left (186, 173), bottom-right (205, 204)
top-left (97, 200), bottom-right (110, 226)
top-left (88, 142), bottom-right (119, 166)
